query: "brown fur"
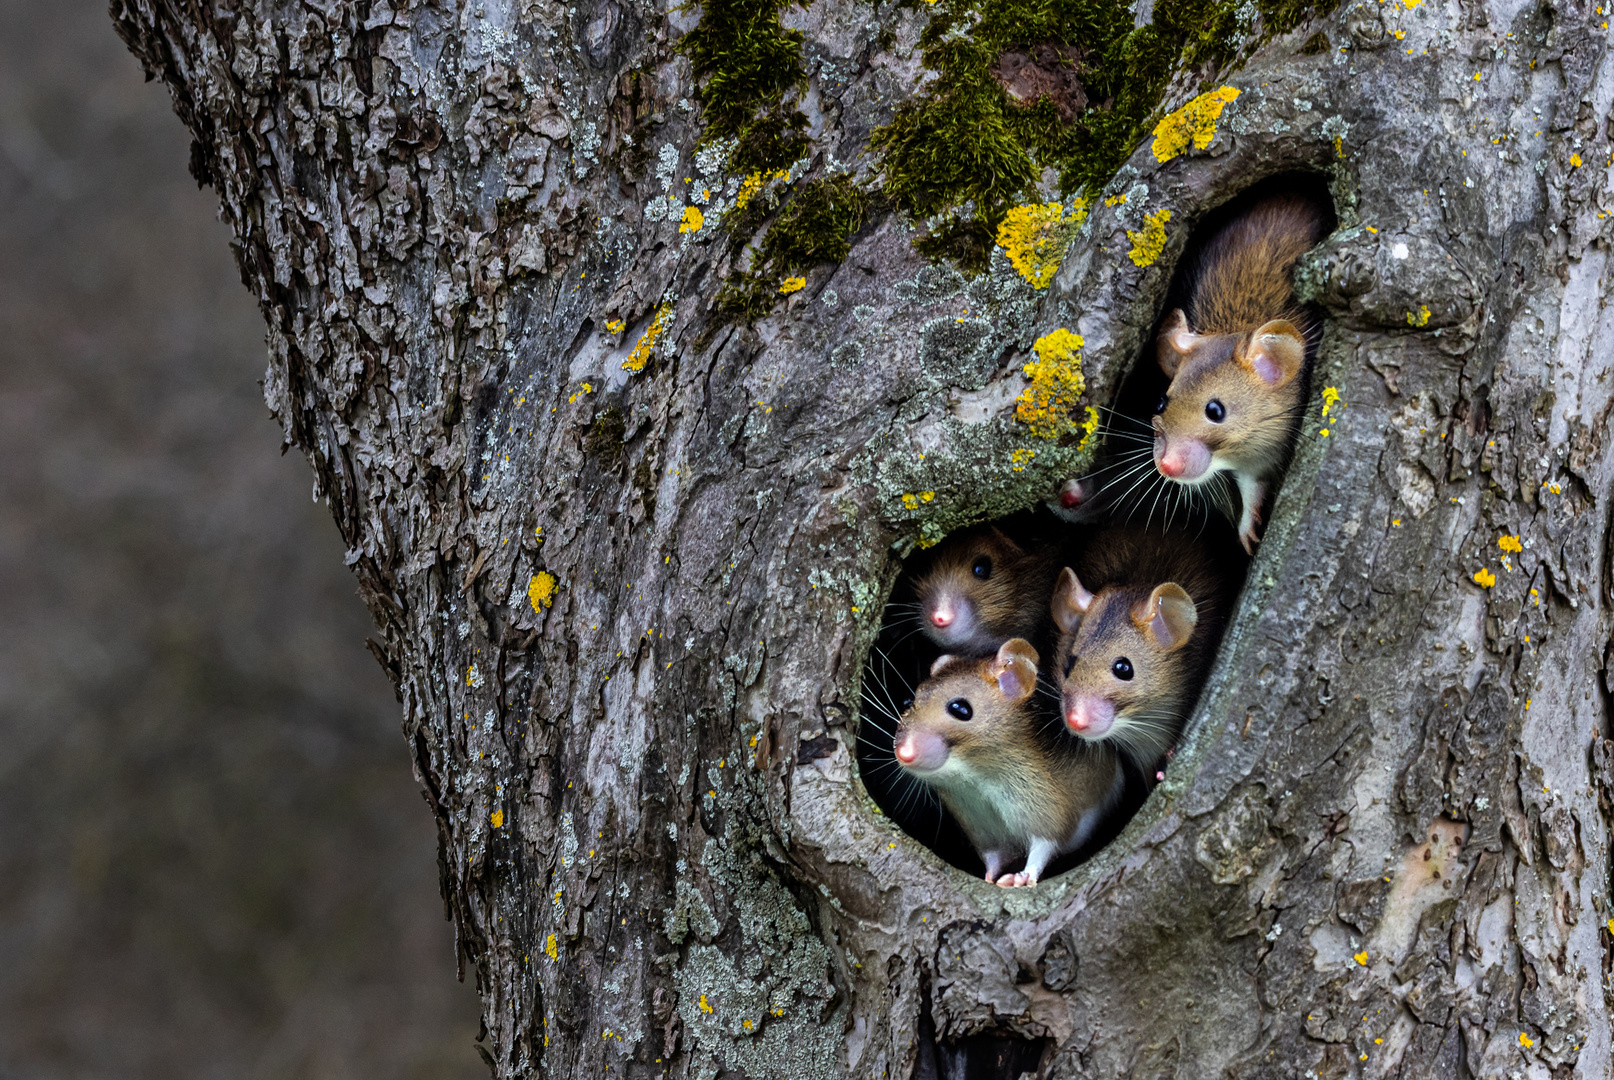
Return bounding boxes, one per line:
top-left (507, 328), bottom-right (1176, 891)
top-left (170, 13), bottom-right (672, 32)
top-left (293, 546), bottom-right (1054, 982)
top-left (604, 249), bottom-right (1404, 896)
top-left (897, 642), bottom-right (1120, 879)
top-left (1050, 526), bottom-right (1230, 765)
top-left (910, 526), bottom-right (1061, 655)
top-left (1183, 193), bottom-right (1325, 336)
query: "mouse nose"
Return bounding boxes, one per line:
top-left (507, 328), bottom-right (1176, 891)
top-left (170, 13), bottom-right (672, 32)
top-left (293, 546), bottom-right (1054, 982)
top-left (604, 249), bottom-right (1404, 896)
top-left (1157, 451), bottom-right (1185, 478)
top-left (894, 736), bottom-right (918, 764)
top-left (929, 602), bottom-right (954, 628)
top-left (1059, 478), bottom-right (1086, 508)
top-left (1065, 697), bottom-right (1115, 738)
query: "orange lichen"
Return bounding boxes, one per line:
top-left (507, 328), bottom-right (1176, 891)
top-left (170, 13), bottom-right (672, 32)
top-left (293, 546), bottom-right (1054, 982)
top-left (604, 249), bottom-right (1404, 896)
top-left (622, 302), bottom-right (674, 373)
top-left (1126, 208), bottom-right (1171, 267)
top-left (1016, 330), bottom-right (1086, 438)
top-left (490, 809), bottom-right (505, 828)
top-left (1151, 87), bottom-right (1240, 162)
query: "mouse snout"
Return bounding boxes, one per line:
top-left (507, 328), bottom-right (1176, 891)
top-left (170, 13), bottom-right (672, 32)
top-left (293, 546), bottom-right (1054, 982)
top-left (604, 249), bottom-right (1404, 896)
top-left (1154, 433), bottom-right (1211, 481)
top-left (1059, 477), bottom-right (1087, 508)
top-left (894, 728), bottom-right (950, 773)
top-left (1064, 695), bottom-right (1116, 738)
top-left (928, 599), bottom-right (955, 629)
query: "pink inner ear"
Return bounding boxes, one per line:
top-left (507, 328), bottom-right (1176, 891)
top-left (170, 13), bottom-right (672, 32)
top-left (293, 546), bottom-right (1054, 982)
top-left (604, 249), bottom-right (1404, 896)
top-left (1250, 352), bottom-right (1283, 386)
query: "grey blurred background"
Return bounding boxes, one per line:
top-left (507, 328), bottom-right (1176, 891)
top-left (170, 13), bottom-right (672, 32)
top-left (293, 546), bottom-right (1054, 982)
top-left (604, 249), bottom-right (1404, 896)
top-left (0, 1), bottom-right (484, 1076)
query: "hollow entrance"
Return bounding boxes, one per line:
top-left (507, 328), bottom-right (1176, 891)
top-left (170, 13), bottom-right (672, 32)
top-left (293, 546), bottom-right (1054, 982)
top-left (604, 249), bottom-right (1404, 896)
top-left (857, 174), bottom-right (1334, 882)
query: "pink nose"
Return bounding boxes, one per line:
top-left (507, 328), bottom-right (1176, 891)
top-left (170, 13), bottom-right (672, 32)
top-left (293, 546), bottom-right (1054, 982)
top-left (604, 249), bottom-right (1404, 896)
top-left (894, 729), bottom-right (949, 772)
top-left (895, 738), bottom-right (918, 764)
top-left (1065, 696), bottom-right (1115, 738)
top-left (1059, 479), bottom-right (1086, 508)
top-left (929, 604), bottom-right (954, 628)
top-left (1158, 452), bottom-right (1185, 478)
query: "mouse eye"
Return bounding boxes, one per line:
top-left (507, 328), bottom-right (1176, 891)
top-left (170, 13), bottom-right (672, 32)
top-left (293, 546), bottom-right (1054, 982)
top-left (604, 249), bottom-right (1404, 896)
top-left (1063, 653), bottom-right (1076, 677)
top-left (971, 556), bottom-right (992, 580)
top-left (900, 696), bottom-right (914, 712)
top-left (1155, 393), bottom-right (1169, 415)
top-left (946, 698), bottom-right (973, 721)
top-left (1111, 657), bottom-right (1134, 680)
top-left (1205, 399), bottom-right (1226, 423)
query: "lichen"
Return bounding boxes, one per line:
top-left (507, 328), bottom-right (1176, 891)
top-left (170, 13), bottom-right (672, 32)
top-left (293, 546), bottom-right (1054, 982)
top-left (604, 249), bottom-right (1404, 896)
top-left (995, 199), bottom-right (1087, 288)
top-left (622, 301), bottom-right (674, 373)
top-left (1126, 207), bottom-right (1171, 266)
top-left (1016, 329), bottom-right (1087, 437)
top-left (1473, 568), bottom-right (1496, 588)
top-left (528, 571), bottom-right (558, 612)
top-left (680, 206), bottom-right (706, 233)
top-left (1149, 85), bottom-right (1240, 162)
top-left (779, 275), bottom-right (806, 294)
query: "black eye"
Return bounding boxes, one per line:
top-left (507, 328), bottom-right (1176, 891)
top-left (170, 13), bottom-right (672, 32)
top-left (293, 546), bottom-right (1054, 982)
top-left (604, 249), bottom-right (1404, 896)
top-left (900, 696), bottom-right (914, 712)
top-left (946, 698), bottom-right (973, 721)
top-left (1205, 399), bottom-right (1226, 423)
top-left (1155, 393), bottom-right (1168, 415)
top-left (1111, 657), bottom-right (1134, 680)
top-left (1063, 653), bottom-right (1076, 677)
top-left (971, 556), bottom-right (992, 580)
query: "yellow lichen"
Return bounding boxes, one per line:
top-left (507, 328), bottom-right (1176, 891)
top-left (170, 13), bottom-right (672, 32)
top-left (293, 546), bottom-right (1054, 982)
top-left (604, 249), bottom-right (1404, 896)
top-left (1016, 330), bottom-right (1086, 438)
top-left (545, 934), bottom-right (558, 961)
top-left (1009, 448), bottom-right (1036, 471)
top-left (1570, 152), bottom-right (1583, 167)
top-left (698, 994), bottom-right (713, 1014)
top-left (606, 319), bottom-right (625, 335)
top-left (1353, 951), bottom-right (1369, 966)
top-left (1150, 86), bottom-right (1241, 162)
top-left (1321, 385), bottom-right (1342, 418)
top-left (995, 201), bottom-right (1079, 289)
top-left (1126, 208), bottom-right (1171, 267)
top-left (1498, 535), bottom-right (1522, 554)
top-left (1406, 304), bottom-right (1431, 327)
top-left (900, 491), bottom-right (936, 509)
top-left (490, 809), bottom-right (505, 828)
top-left (1473, 568), bottom-right (1497, 588)
top-left (1078, 405), bottom-right (1100, 448)
top-left (679, 205), bottom-right (705, 233)
top-left (622, 302), bottom-right (674, 373)
top-left (1519, 1032), bottom-right (1534, 1048)
top-left (779, 276), bottom-right (806, 295)
top-left (528, 571), bottom-right (558, 612)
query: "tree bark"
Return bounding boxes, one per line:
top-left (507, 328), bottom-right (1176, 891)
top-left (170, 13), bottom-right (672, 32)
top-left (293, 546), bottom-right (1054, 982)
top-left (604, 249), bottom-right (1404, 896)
top-left (111, 0), bottom-right (1613, 1077)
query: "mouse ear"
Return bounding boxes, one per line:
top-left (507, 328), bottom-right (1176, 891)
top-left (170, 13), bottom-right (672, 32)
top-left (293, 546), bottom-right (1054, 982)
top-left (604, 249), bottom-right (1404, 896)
top-left (1156, 309), bottom-right (1202, 377)
top-left (1130, 583), bottom-right (1198, 651)
top-left (1050, 567), bottom-right (1095, 634)
top-left (1241, 320), bottom-right (1306, 387)
top-left (990, 639), bottom-right (1039, 703)
top-left (986, 525), bottom-right (1026, 558)
top-left (929, 654), bottom-right (956, 678)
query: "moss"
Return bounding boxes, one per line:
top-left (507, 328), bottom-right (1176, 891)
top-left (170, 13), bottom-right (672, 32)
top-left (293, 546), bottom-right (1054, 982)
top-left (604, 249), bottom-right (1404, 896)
top-left (710, 176), bottom-right (872, 326)
top-left (584, 407), bottom-right (627, 463)
top-left (869, 0), bottom-right (1338, 259)
top-left (1300, 29), bottom-right (1330, 54)
top-left (677, 0), bottom-right (809, 175)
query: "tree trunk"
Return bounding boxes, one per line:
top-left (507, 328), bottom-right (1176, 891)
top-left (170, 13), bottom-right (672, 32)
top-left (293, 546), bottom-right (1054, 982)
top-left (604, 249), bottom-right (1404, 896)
top-left (111, 0), bottom-right (1613, 1076)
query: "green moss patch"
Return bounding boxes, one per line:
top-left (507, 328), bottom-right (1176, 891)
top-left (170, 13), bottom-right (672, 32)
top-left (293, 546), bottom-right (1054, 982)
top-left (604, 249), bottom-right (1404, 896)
top-left (710, 175), bottom-right (873, 326)
top-left (678, 0), bottom-right (810, 174)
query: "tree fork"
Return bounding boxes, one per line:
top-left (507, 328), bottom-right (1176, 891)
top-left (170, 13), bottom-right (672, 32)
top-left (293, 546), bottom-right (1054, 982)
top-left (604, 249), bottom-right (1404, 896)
top-left (111, 0), bottom-right (1614, 1076)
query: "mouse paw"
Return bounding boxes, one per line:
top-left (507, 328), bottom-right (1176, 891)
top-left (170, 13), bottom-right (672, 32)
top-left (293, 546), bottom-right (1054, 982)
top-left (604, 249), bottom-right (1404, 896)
top-left (996, 871), bottom-right (1039, 888)
top-left (1239, 523), bottom-right (1262, 555)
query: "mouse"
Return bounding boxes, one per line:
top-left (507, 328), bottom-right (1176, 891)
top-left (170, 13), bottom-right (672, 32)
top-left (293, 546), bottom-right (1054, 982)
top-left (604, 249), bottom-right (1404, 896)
top-left (1048, 526), bottom-right (1230, 770)
top-left (892, 639), bottom-right (1124, 887)
top-left (1149, 192), bottom-right (1329, 552)
top-left (907, 526), bottom-right (1060, 656)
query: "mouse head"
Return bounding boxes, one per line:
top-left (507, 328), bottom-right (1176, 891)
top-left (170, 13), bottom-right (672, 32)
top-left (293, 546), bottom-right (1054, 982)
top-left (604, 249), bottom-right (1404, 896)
top-left (1049, 567), bottom-right (1198, 762)
top-left (1152, 310), bottom-right (1307, 483)
top-left (893, 639), bottom-right (1040, 777)
top-left (911, 527), bottom-right (1035, 654)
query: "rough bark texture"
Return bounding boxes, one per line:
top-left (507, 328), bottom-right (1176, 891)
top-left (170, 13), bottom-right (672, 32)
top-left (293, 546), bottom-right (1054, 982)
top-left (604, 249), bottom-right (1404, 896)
top-left (111, 0), bottom-right (1613, 1077)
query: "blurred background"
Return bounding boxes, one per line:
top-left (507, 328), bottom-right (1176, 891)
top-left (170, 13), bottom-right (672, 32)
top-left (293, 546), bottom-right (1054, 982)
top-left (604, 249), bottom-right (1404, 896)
top-left (0, 1), bottom-right (484, 1077)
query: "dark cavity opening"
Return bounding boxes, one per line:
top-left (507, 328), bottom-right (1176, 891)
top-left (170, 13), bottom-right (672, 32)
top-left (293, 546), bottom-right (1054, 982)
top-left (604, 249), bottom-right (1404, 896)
top-left (858, 174), bottom-right (1334, 882)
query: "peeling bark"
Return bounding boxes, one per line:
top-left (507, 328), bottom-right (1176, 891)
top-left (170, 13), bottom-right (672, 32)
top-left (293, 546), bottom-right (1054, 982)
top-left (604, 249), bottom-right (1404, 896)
top-left (111, 0), bottom-right (1614, 1077)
